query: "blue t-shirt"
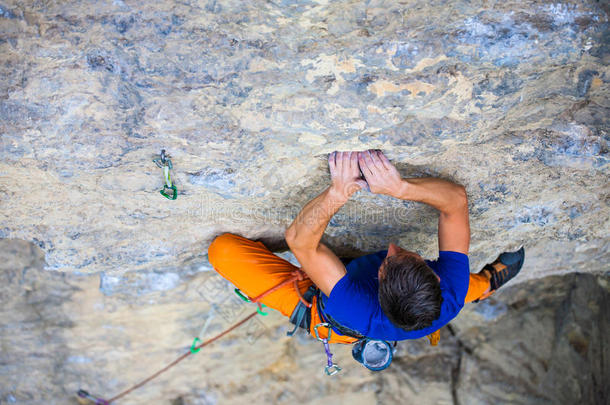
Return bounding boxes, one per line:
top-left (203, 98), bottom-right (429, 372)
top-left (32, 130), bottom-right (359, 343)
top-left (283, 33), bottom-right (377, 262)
top-left (321, 250), bottom-right (470, 340)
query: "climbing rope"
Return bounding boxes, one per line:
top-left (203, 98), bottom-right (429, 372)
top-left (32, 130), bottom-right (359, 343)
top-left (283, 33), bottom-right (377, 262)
top-left (249, 269), bottom-right (312, 309)
top-left (77, 270), bottom-right (311, 403)
top-left (78, 311), bottom-right (258, 404)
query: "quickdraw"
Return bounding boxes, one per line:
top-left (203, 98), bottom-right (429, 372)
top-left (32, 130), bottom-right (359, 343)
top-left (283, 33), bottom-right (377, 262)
top-left (314, 323), bottom-right (342, 376)
top-left (153, 149), bottom-right (177, 200)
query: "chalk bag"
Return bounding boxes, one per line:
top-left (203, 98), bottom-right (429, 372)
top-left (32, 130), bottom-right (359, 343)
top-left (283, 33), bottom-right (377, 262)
top-left (352, 338), bottom-right (393, 371)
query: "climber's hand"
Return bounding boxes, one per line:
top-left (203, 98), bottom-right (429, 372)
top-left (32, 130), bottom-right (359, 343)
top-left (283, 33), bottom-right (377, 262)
top-left (328, 151), bottom-right (368, 202)
top-left (358, 150), bottom-right (402, 197)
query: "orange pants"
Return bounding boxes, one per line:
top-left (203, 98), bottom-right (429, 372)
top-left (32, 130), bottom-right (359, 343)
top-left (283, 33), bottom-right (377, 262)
top-left (208, 233), bottom-right (490, 344)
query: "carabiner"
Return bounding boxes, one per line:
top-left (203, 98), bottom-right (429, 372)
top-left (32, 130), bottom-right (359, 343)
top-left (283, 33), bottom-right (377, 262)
top-left (234, 288), bottom-right (250, 302)
top-left (314, 322), bottom-right (332, 341)
top-left (234, 289), bottom-right (268, 315)
top-left (160, 184), bottom-right (177, 200)
top-left (325, 364), bottom-right (342, 376)
top-left (256, 302), bottom-right (268, 316)
top-left (190, 337), bottom-right (202, 353)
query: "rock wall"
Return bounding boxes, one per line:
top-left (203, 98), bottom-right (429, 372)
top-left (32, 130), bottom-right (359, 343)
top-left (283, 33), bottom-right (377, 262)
top-left (1, 239), bottom-right (607, 404)
top-left (0, 0), bottom-right (608, 281)
top-left (0, 1), bottom-right (609, 403)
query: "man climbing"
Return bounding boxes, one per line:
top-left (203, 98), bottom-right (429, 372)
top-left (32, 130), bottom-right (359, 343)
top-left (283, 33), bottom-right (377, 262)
top-left (208, 150), bottom-right (524, 361)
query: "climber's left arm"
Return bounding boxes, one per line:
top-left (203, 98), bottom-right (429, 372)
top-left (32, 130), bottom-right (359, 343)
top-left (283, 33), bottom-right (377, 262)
top-left (285, 152), bottom-right (367, 296)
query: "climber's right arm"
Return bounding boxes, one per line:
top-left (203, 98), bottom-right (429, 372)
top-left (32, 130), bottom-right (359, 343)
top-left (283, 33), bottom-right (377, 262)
top-left (285, 151), bottom-right (367, 296)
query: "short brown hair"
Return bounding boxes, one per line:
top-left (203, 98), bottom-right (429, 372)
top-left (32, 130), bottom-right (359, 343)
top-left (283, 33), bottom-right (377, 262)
top-left (378, 255), bottom-right (442, 331)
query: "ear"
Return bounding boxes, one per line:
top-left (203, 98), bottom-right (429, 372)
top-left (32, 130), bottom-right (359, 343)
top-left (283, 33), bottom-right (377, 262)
top-left (387, 243), bottom-right (400, 256)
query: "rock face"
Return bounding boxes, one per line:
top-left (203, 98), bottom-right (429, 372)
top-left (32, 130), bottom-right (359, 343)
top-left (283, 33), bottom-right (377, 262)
top-left (0, 0), bottom-right (608, 280)
top-left (0, 1), bottom-right (609, 403)
top-left (1, 239), bottom-right (608, 404)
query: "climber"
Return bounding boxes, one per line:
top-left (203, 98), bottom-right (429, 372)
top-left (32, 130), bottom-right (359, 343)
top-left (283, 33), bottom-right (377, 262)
top-left (84, 151), bottom-right (526, 405)
top-left (207, 150), bottom-right (525, 359)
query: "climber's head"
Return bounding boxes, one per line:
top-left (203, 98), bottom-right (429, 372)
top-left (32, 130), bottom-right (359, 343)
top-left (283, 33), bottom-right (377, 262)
top-left (378, 243), bottom-right (442, 331)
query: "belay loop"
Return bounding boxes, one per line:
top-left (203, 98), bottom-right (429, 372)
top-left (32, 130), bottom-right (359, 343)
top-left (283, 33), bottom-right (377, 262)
top-left (153, 149), bottom-right (177, 200)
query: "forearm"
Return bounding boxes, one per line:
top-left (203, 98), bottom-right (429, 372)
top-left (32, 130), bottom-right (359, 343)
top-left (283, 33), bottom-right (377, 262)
top-left (285, 186), bottom-right (346, 250)
top-left (396, 177), bottom-right (467, 214)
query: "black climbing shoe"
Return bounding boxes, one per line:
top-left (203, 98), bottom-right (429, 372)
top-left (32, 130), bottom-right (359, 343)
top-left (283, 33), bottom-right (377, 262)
top-left (484, 247), bottom-right (525, 292)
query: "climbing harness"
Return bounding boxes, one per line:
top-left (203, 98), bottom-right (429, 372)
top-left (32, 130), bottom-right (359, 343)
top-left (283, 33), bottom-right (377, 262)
top-left (153, 149), bottom-right (177, 200)
top-left (314, 323), bottom-right (342, 376)
top-left (315, 289), bottom-right (364, 339)
top-left (287, 285), bottom-right (316, 337)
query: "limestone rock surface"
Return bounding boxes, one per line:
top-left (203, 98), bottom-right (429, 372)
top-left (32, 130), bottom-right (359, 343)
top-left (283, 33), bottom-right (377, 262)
top-left (0, 1), bottom-right (609, 403)
top-left (0, 0), bottom-right (608, 280)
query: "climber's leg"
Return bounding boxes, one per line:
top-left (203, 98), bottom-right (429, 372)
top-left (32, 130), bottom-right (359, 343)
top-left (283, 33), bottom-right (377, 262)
top-left (465, 272), bottom-right (491, 303)
top-left (208, 233), bottom-right (312, 317)
top-left (465, 247), bottom-right (526, 303)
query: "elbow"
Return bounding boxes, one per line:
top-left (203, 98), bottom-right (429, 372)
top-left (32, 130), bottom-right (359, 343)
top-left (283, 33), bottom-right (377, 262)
top-left (457, 185), bottom-right (467, 202)
top-left (285, 225), bottom-right (314, 252)
top-left (455, 185), bottom-right (468, 210)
